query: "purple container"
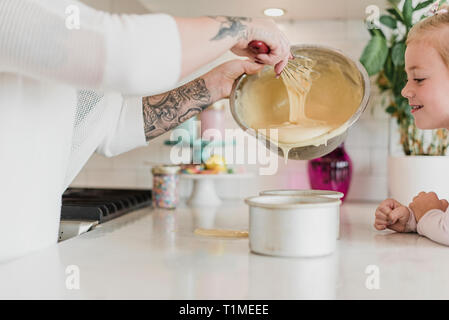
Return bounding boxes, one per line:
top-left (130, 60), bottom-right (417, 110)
top-left (307, 143), bottom-right (352, 201)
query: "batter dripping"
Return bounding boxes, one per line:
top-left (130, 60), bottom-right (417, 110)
top-left (239, 51), bottom-right (363, 159)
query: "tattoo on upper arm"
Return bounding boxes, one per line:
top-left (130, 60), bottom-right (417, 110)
top-left (142, 78), bottom-right (211, 141)
top-left (209, 16), bottom-right (251, 41)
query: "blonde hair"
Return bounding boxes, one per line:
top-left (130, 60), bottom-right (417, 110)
top-left (407, 4), bottom-right (449, 67)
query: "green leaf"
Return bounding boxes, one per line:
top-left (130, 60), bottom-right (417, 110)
top-left (386, 106), bottom-right (396, 114)
top-left (384, 53), bottom-right (395, 82)
top-left (380, 15), bottom-right (397, 28)
top-left (404, 100), bottom-right (413, 117)
top-left (390, 33), bottom-right (398, 45)
top-left (360, 35), bottom-right (389, 76)
top-left (373, 28), bottom-right (386, 39)
top-left (403, 0), bottom-right (413, 27)
top-left (387, 0), bottom-right (401, 6)
top-left (394, 95), bottom-right (404, 107)
top-left (414, 0), bottom-right (434, 11)
top-left (392, 42), bottom-right (406, 66)
top-left (387, 8), bottom-right (404, 23)
top-left (393, 69), bottom-right (408, 98)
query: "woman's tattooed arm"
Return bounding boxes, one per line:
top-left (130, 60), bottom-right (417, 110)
top-left (209, 16), bottom-right (251, 42)
top-left (142, 78), bottom-right (212, 142)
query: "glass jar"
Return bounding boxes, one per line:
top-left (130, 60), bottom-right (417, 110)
top-left (151, 165), bottom-right (181, 209)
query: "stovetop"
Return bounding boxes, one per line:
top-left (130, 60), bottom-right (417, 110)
top-left (61, 188), bottom-right (152, 223)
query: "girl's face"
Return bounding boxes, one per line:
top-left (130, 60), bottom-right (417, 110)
top-left (402, 40), bottom-right (449, 129)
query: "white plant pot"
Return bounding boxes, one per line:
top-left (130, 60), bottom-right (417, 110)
top-left (388, 156), bottom-right (449, 205)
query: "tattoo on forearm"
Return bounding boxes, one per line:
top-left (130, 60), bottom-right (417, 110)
top-left (209, 16), bottom-right (251, 41)
top-left (142, 78), bottom-right (212, 141)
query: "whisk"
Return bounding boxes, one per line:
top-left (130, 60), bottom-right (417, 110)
top-left (248, 40), bottom-right (318, 94)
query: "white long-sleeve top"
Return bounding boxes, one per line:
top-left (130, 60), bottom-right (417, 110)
top-left (0, 0), bottom-right (181, 262)
top-left (405, 207), bottom-right (449, 246)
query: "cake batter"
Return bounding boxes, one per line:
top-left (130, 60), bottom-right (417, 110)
top-left (239, 52), bottom-right (364, 159)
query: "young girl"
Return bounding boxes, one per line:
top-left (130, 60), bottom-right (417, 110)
top-left (374, 3), bottom-right (449, 245)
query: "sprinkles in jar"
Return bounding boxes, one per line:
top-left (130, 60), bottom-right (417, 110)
top-left (151, 165), bottom-right (180, 209)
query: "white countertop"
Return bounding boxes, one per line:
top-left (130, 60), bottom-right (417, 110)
top-left (1, 200), bottom-right (449, 299)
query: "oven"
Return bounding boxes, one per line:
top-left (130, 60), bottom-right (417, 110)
top-left (59, 188), bottom-right (152, 241)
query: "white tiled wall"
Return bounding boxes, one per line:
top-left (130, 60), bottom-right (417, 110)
top-left (71, 0), bottom-right (390, 201)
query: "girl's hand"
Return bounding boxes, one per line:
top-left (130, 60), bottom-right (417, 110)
top-left (374, 198), bottom-right (411, 233)
top-left (230, 18), bottom-right (291, 75)
top-left (409, 192), bottom-right (449, 222)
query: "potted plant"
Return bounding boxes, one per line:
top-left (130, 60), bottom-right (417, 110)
top-left (360, 0), bottom-right (449, 204)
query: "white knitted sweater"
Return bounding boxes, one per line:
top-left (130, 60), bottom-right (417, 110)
top-left (0, 0), bottom-right (181, 261)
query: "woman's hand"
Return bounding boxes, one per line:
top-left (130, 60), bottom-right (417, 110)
top-left (175, 16), bottom-right (291, 79)
top-left (142, 59), bottom-right (263, 141)
top-left (230, 17), bottom-right (291, 75)
top-left (204, 59), bottom-right (264, 100)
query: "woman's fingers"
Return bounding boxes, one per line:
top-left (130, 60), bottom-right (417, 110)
top-left (254, 53), bottom-right (283, 66)
top-left (274, 59), bottom-right (289, 77)
top-left (241, 60), bottom-right (265, 75)
top-left (238, 19), bottom-right (291, 72)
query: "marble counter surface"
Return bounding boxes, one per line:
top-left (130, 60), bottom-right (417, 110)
top-left (1, 200), bottom-right (448, 299)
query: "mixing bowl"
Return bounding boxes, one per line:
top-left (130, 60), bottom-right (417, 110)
top-left (230, 44), bottom-right (370, 160)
